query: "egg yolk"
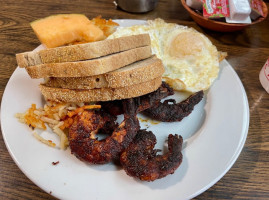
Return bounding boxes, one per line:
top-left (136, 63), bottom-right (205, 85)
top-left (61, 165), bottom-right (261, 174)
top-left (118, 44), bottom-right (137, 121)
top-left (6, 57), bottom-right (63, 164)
top-left (169, 32), bottom-right (206, 58)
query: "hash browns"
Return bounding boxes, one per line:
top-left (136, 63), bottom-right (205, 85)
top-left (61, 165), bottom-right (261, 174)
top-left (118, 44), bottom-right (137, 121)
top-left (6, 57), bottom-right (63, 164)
top-left (16, 102), bottom-right (100, 150)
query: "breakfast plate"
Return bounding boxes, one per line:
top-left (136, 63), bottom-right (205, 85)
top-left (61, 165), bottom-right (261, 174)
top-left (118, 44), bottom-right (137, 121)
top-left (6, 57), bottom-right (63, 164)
top-left (1, 20), bottom-right (249, 200)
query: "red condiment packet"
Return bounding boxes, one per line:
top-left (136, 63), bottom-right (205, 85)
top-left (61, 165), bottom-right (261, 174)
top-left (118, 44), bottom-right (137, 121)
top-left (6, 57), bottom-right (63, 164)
top-left (203, 0), bottom-right (230, 18)
top-left (250, 0), bottom-right (265, 20)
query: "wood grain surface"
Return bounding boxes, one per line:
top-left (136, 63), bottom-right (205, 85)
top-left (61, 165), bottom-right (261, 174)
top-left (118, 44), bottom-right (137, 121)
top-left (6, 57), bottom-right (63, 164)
top-left (0, 0), bottom-right (268, 199)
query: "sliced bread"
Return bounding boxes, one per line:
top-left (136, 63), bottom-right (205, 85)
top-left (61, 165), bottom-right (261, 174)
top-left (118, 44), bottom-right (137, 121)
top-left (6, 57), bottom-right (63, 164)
top-left (44, 56), bottom-right (164, 89)
top-left (16, 34), bottom-right (151, 68)
top-left (39, 76), bottom-right (162, 102)
top-left (25, 46), bottom-right (152, 78)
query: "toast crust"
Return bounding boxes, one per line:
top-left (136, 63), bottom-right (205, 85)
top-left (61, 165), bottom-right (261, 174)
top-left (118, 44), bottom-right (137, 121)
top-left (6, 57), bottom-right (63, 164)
top-left (44, 56), bottom-right (164, 89)
top-left (26, 46), bottom-right (152, 78)
top-left (16, 34), bottom-right (151, 68)
top-left (40, 77), bottom-right (162, 102)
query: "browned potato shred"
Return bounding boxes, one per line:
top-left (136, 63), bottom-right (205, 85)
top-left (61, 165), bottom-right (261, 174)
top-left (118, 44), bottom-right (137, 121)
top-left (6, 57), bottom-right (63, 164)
top-left (16, 101), bottom-right (101, 149)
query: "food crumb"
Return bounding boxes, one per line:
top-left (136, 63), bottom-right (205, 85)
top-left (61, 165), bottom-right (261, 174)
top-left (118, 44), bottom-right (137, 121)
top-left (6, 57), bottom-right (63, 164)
top-left (49, 191), bottom-right (52, 194)
top-left (29, 124), bottom-right (35, 130)
top-left (52, 161), bottom-right (59, 165)
top-left (139, 117), bottom-right (160, 125)
top-left (138, 117), bottom-right (148, 123)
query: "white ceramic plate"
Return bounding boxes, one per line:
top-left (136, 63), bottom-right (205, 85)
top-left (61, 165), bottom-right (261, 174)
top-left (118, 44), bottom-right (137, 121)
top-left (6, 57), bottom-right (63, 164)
top-left (1, 20), bottom-right (249, 200)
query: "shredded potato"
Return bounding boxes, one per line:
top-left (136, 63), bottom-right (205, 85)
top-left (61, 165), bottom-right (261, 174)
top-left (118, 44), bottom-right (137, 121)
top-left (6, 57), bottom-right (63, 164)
top-left (67, 105), bottom-right (101, 118)
top-left (33, 131), bottom-right (56, 147)
top-left (16, 101), bottom-right (101, 150)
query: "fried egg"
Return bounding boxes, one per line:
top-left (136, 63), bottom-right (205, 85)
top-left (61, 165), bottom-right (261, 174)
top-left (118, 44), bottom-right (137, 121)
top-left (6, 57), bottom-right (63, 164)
top-left (108, 19), bottom-right (220, 93)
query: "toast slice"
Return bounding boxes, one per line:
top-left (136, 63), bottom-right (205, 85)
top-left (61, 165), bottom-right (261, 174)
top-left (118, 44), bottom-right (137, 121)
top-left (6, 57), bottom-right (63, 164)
top-left (40, 76), bottom-right (162, 102)
top-left (16, 34), bottom-right (151, 68)
top-left (44, 56), bottom-right (164, 89)
top-left (25, 46), bottom-right (152, 78)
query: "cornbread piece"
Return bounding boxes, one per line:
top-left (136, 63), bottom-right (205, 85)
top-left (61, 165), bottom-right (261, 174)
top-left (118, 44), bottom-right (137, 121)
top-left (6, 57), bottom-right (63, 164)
top-left (30, 14), bottom-right (104, 48)
top-left (16, 34), bottom-right (150, 68)
top-left (25, 46), bottom-right (152, 78)
top-left (39, 76), bottom-right (162, 102)
top-left (44, 56), bottom-right (164, 89)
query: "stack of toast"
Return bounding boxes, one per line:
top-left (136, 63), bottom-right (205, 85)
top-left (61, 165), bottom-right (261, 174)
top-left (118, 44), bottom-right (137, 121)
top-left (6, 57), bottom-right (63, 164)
top-left (16, 34), bottom-right (165, 102)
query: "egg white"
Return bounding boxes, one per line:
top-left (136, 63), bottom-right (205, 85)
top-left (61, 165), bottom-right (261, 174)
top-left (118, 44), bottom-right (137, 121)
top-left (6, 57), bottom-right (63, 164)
top-left (108, 19), bottom-right (220, 93)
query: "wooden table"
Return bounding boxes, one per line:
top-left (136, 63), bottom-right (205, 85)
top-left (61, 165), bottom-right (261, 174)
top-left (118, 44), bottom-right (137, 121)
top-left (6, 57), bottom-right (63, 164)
top-left (0, 0), bottom-right (268, 199)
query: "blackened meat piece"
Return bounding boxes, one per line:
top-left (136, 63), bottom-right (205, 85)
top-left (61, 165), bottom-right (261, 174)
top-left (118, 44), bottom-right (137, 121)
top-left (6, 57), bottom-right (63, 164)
top-left (69, 99), bottom-right (140, 164)
top-left (120, 130), bottom-right (183, 181)
top-left (143, 90), bottom-right (204, 122)
top-left (100, 82), bottom-right (174, 116)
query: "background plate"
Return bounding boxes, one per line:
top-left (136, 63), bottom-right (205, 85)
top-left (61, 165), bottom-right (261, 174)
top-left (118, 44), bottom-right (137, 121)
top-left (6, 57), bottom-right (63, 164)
top-left (1, 20), bottom-right (249, 200)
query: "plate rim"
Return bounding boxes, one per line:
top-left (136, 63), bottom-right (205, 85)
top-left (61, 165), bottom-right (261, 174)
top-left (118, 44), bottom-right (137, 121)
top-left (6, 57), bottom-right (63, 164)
top-left (0, 19), bottom-right (250, 200)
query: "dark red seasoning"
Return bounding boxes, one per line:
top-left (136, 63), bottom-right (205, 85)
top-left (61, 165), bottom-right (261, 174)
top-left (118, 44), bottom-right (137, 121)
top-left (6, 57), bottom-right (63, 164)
top-left (100, 81), bottom-right (174, 116)
top-left (143, 90), bottom-right (204, 122)
top-left (68, 99), bottom-right (140, 164)
top-left (120, 130), bottom-right (183, 181)
top-left (52, 161), bottom-right (59, 165)
top-left (29, 124), bottom-right (35, 130)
